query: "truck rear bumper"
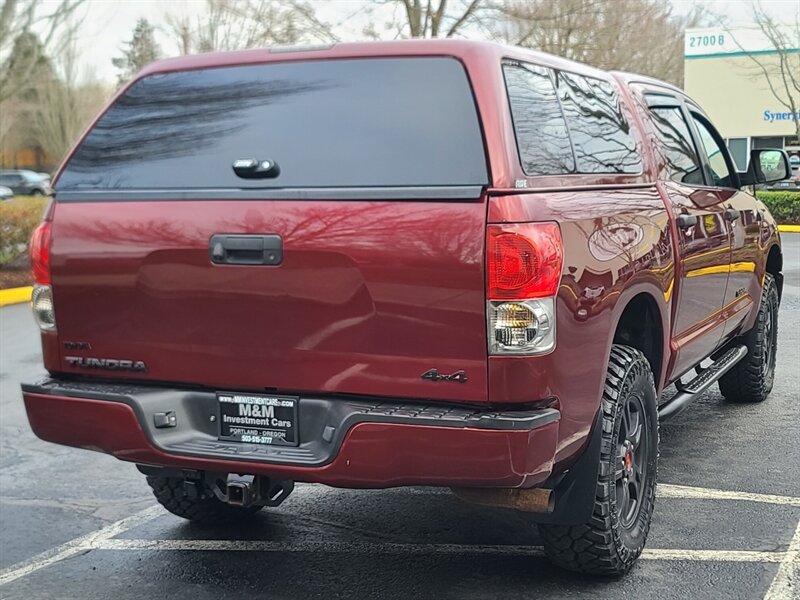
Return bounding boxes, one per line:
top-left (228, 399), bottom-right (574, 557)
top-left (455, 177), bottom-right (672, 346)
top-left (21, 379), bottom-right (560, 488)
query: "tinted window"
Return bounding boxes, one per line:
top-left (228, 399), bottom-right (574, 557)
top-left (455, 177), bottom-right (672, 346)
top-left (556, 72), bottom-right (642, 174)
top-left (57, 58), bottom-right (488, 191)
top-left (503, 62), bottom-right (574, 175)
top-left (649, 106), bottom-right (704, 185)
top-left (692, 115), bottom-right (733, 187)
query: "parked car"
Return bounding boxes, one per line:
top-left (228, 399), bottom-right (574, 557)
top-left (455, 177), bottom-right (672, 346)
top-left (0, 185), bottom-right (13, 200)
top-left (0, 170), bottom-right (52, 195)
top-left (768, 177), bottom-right (799, 190)
top-left (21, 40), bottom-right (787, 577)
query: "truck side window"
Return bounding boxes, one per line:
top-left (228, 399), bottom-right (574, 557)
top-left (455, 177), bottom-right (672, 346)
top-left (556, 72), bottom-right (643, 174)
top-left (502, 62), bottom-right (575, 176)
top-left (649, 106), bottom-right (705, 186)
top-left (691, 115), bottom-right (734, 188)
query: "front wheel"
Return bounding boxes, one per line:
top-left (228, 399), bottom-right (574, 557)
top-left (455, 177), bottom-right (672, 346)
top-left (539, 345), bottom-right (659, 576)
top-left (718, 273), bottom-right (779, 403)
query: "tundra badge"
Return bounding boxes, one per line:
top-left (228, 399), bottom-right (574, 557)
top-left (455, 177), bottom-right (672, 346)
top-left (65, 356), bottom-right (147, 372)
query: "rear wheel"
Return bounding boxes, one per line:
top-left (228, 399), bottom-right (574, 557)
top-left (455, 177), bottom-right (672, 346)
top-left (539, 345), bottom-right (659, 576)
top-left (146, 475), bottom-right (263, 524)
top-left (718, 273), bottom-right (779, 403)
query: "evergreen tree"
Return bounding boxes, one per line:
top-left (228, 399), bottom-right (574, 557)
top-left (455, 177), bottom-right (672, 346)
top-left (1, 32), bottom-right (56, 101)
top-left (112, 18), bottom-right (161, 86)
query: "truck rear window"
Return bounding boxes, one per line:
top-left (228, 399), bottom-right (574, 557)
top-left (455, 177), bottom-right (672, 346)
top-left (57, 58), bottom-right (488, 193)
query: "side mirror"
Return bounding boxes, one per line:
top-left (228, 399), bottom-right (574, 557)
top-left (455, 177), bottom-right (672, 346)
top-left (739, 149), bottom-right (791, 186)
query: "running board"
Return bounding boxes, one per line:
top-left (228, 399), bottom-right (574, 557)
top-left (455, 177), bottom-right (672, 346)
top-left (659, 345), bottom-right (748, 420)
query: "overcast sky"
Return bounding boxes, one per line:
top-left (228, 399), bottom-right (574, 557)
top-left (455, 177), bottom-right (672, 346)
top-left (41, 0), bottom-right (800, 84)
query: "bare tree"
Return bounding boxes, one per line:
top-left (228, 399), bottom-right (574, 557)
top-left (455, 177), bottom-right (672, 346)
top-left (364, 0), bottom-right (490, 39)
top-left (0, 0), bottom-right (85, 102)
top-left (33, 35), bottom-right (108, 161)
top-left (396, 0), bottom-right (483, 37)
top-left (165, 0), bottom-right (337, 55)
top-left (727, 2), bottom-right (800, 138)
top-left (496, 0), bottom-right (703, 86)
top-left (1, 5), bottom-right (109, 169)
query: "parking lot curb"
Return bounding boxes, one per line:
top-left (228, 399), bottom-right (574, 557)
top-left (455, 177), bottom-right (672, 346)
top-left (0, 286), bottom-right (32, 307)
top-left (778, 224), bottom-right (800, 233)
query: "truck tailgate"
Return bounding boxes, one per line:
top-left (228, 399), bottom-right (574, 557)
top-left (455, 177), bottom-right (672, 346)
top-left (50, 198), bottom-right (489, 402)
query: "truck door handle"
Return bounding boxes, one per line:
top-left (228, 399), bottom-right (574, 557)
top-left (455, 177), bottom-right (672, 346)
top-left (724, 208), bottom-right (740, 222)
top-left (209, 234), bottom-right (283, 266)
top-left (676, 214), bottom-right (697, 230)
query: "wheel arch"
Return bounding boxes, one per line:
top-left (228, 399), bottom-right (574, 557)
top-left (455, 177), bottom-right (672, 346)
top-left (765, 243), bottom-right (783, 301)
top-left (609, 286), bottom-right (670, 393)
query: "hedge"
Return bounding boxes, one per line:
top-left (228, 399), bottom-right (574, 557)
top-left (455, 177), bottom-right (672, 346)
top-left (756, 191), bottom-right (800, 225)
top-left (0, 196), bottom-right (48, 268)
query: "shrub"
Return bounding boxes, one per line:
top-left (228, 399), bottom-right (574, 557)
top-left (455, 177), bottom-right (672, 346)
top-left (0, 196), bottom-right (48, 268)
top-left (756, 191), bottom-right (800, 225)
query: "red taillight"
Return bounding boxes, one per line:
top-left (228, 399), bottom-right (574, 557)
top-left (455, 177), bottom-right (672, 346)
top-left (30, 222), bottom-right (52, 285)
top-left (487, 223), bottom-right (563, 300)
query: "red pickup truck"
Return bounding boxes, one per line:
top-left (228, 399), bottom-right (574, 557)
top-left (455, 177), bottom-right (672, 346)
top-left (22, 40), bottom-right (788, 576)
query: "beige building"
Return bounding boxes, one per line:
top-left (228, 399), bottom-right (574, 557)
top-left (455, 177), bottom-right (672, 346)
top-left (684, 26), bottom-right (799, 170)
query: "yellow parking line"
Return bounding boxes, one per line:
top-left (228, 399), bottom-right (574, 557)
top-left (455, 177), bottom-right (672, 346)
top-left (0, 286), bottom-right (32, 307)
top-left (778, 224), bottom-right (800, 233)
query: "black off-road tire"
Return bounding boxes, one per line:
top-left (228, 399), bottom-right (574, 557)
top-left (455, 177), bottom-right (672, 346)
top-left (718, 273), bottom-right (779, 403)
top-left (539, 345), bottom-right (659, 576)
top-left (146, 475), bottom-right (263, 524)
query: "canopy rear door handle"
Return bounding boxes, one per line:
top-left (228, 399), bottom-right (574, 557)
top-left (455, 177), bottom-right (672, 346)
top-left (232, 159), bottom-right (280, 179)
top-left (209, 234), bottom-right (282, 265)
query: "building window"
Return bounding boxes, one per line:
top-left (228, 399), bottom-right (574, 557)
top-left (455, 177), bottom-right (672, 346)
top-left (752, 137), bottom-right (784, 150)
top-left (726, 138), bottom-right (748, 171)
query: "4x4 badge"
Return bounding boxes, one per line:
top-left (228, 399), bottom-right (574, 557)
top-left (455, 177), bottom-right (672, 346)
top-left (421, 369), bottom-right (468, 383)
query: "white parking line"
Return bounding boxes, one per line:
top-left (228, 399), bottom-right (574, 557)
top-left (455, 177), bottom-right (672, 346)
top-left (410, 483), bottom-right (800, 507)
top-left (0, 506), bottom-right (163, 587)
top-left (659, 484), bottom-right (800, 507)
top-left (94, 538), bottom-right (788, 563)
top-left (764, 519), bottom-right (800, 600)
top-left (0, 481), bottom-right (798, 587)
top-left (96, 538), bottom-right (548, 555)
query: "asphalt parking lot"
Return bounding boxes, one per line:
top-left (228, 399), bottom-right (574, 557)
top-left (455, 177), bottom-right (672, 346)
top-left (0, 235), bottom-right (798, 600)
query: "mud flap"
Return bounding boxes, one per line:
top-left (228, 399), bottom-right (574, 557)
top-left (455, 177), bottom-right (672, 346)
top-left (528, 409), bottom-right (603, 525)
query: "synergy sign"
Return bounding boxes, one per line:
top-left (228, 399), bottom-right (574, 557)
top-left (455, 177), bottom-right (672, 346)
top-left (764, 110), bottom-right (800, 123)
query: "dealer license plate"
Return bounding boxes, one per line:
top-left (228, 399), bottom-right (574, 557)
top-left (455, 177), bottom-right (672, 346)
top-left (217, 392), bottom-right (298, 446)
